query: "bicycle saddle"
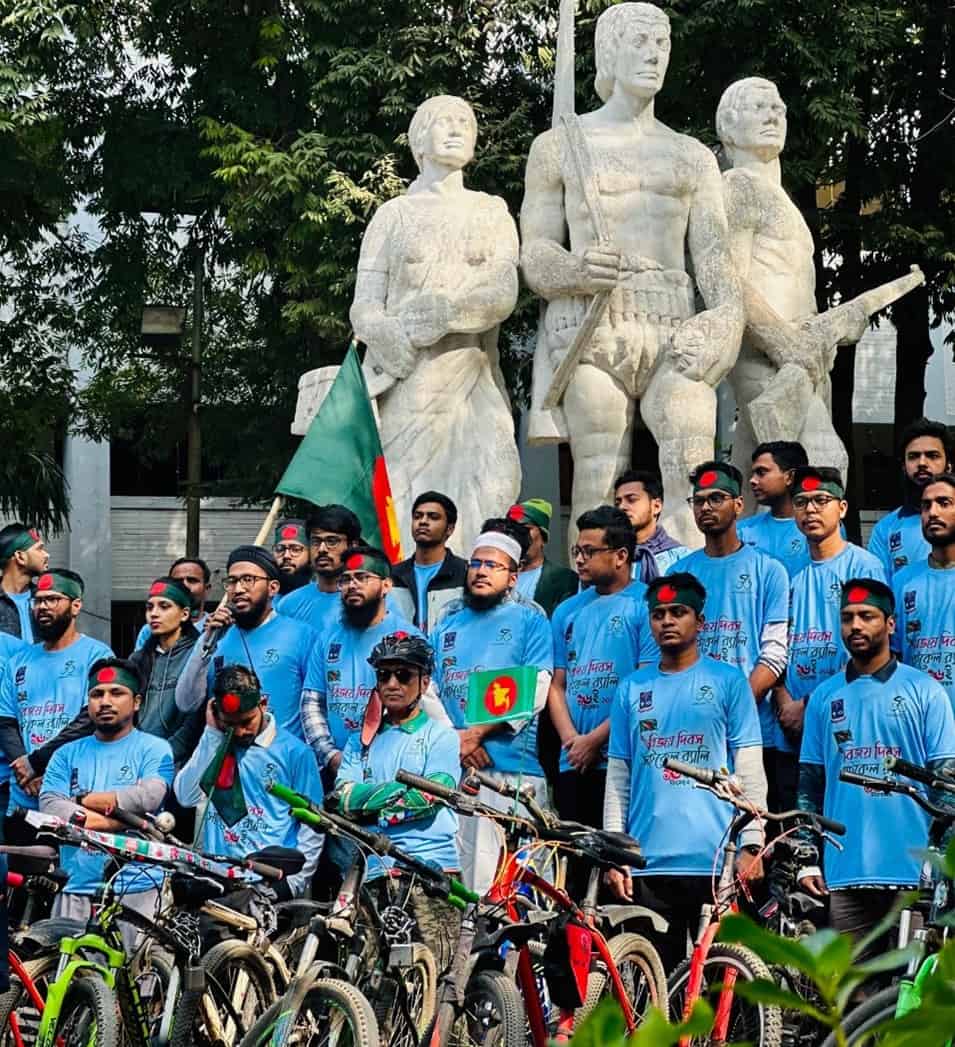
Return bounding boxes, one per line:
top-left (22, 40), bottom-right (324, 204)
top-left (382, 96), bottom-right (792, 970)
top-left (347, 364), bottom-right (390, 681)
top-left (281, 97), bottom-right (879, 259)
top-left (250, 846), bottom-right (306, 877)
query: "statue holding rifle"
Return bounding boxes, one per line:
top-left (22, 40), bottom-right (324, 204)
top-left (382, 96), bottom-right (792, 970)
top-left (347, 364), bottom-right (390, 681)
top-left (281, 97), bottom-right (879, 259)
top-left (521, 2), bottom-right (744, 548)
top-left (717, 77), bottom-right (925, 482)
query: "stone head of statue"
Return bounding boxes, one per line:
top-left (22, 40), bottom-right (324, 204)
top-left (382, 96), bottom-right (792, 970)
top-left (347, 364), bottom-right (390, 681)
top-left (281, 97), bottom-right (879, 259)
top-left (716, 77), bottom-right (787, 161)
top-left (594, 3), bottom-right (671, 103)
top-left (408, 95), bottom-right (478, 172)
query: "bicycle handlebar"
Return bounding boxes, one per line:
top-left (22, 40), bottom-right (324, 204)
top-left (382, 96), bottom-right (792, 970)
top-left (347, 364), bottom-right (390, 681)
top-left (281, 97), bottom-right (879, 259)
top-left (884, 756), bottom-right (955, 794)
top-left (0, 844), bottom-right (58, 861)
top-left (839, 769), bottom-right (955, 822)
top-left (663, 759), bottom-right (720, 786)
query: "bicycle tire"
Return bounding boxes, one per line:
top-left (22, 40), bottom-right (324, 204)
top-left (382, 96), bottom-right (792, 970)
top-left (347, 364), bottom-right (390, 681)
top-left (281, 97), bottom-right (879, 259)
top-left (398, 946), bottom-right (438, 1047)
top-left (193, 938), bottom-right (276, 1046)
top-left (48, 975), bottom-right (121, 1047)
top-left (0, 954), bottom-right (58, 1045)
top-left (579, 931), bottom-right (668, 1027)
top-left (819, 985), bottom-right (900, 1047)
top-left (668, 942), bottom-right (784, 1047)
top-left (451, 969), bottom-right (525, 1047)
top-left (238, 977), bottom-right (379, 1047)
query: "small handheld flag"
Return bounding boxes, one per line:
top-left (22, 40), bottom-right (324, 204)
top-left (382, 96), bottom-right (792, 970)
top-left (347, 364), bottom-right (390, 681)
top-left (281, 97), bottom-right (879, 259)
top-left (466, 667), bottom-right (538, 726)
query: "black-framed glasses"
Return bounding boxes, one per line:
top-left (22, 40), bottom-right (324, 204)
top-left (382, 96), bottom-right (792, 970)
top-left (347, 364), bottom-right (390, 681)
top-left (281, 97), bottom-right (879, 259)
top-left (793, 494), bottom-right (839, 510)
top-left (688, 492), bottom-right (732, 509)
top-left (30, 594), bottom-right (70, 608)
top-left (274, 543), bottom-right (306, 555)
top-left (467, 559), bottom-right (510, 572)
top-left (310, 535), bottom-right (345, 549)
top-left (337, 572), bottom-right (377, 589)
top-left (223, 574), bottom-right (270, 590)
top-left (375, 666), bottom-right (417, 685)
top-left (571, 545), bottom-right (611, 560)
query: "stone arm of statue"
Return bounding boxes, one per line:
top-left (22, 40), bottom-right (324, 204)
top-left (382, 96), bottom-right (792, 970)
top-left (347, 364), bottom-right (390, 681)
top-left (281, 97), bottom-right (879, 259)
top-left (673, 149), bottom-right (745, 384)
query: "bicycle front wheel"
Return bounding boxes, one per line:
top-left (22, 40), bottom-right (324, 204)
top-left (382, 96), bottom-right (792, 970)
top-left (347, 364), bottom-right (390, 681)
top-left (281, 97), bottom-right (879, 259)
top-left (668, 943), bottom-right (783, 1047)
top-left (452, 969), bottom-right (525, 1047)
top-left (239, 977), bottom-right (379, 1047)
top-left (580, 931), bottom-right (668, 1027)
top-left (0, 953), bottom-right (58, 1045)
top-left (48, 976), bottom-right (121, 1047)
top-left (195, 938), bottom-right (276, 1046)
top-left (819, 984), bottom-right (900, 1047)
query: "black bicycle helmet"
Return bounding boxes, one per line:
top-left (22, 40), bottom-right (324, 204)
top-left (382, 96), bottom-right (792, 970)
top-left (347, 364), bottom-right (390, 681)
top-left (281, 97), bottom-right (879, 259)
top-left (367, 631), bottom-right (435, 673)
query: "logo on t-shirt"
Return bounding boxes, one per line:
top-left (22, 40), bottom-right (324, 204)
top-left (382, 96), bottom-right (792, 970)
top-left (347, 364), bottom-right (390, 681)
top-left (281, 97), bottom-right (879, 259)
top-left (118, 764), bottom-right (135, 783)
top-left (904, 590), bottom-right (917, 615)
top-left (442, 656), bottom-right (456, 669)
top-left (497, 627), bottom-right (512, 643)
top-left (60, 660), bottom-right (76, 678)
top-left (327, 669), bottom-right (341, 682)
top-left (827, 581), bottom-right (842, 603)
top-left (564, 622), bottom-right (574, 641)
top-left (70, 767), bottom-right (80, 794)
top-left (608, 615), bottom-right (624, 637)
top-left (834, 729), bottom-right (852, 745)
top-left (694, 684), bottom-right (715, 705)
top-left (638, 690), bottom-right (653, 711)
top-left (214, 656), bottom-right (224, 672)
top-left (14, 667), bottom-right (26, 686)
top-left (894, 556), bottom-right (909, 569)
top-left (830, 698), bottom-right (846, 722)
top-left (906, 619), bottom-right (921, 635)
top-left (735, 573), bottom-right (753, 593)
top-left (263, 648), bottom-right (280, 667)
top-left (790, 539), bottom-right (803, 553)
top-left (443, 632), bottom-right (457, 651)
top-left (890, 694), bottom-right (908, 717)
top-left (327, 643), bottom-right (342, 663)
top-left (889, 531), bottom-right (903, 553)
top-left (639, 718), bottom-right (657, 732)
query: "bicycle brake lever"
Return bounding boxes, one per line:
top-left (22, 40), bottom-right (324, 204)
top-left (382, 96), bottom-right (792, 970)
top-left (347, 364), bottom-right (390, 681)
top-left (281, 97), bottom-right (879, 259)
top-left (821, 831), bottom-right (844, 853)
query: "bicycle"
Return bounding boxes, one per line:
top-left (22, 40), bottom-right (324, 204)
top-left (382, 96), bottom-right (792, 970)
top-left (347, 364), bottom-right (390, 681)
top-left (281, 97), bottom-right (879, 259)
top-left (661, 756), bottom-right (846, 1047)
top-left (395, 767), bottom-right (668, 1046)
top-left (819, 757), bottom-right (955, 1046)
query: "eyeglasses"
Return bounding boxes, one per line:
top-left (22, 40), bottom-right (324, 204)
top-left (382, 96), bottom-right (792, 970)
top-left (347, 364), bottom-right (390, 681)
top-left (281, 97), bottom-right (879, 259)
top-left (223, 574), bottom-right (270, 590)
top-left (571, 545), bottom-right (611, 560)
top-left (467, 559), bottom-right (510, 572)
top-left (375, 666), bottom-right (417, 685)
top-left (793, 494), bottom-right (839, 510)
top-left (688, 493), bottom-right (732, 509)
top-left (274, 543), bottom-right (306, 555)
top-left (337, 572), bottom-right (378, 589)
top-left (30, 594), bottom-right (69, 608)
top-left (310, 535), bottom-right (345, 549)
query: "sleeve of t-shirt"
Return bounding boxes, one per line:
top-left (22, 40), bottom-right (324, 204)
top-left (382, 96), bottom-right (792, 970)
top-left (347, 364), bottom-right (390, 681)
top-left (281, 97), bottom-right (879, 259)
top-left (761, 556), bottom-right (790, 625)
top-left (607, 681), bottom-right (632, 762)
top-left (297, 623), bottom-right (319, 680)
top-left (724, 670), bottom-right (762, 750)
top-left (551, 609), bottom-right (568, 670)
top-left (0, 661), bottom-right (17, 721)
top-left (799, 681), bottom-right (827, 765)
top-left (141, 739), bottom-right (175, 789)
top-left (890, 578), bottom-right (906, 656)
top-left (524, 609), bottom-right (554, 673)
top-left (866, 517), bottom-right (891, 576)
top-left (425, 726), bottom-right (463, 782)
top-left (336, 740), bottom-right (362, 786)
top-left (291, 738), bottom-right (325, 806)
top-left (303, 636), bottom-right (326, 695)
top-left (40, 745), bottom-right (70, 799)
top-left (428, 625), bottom-right (445, 694)
top-left (634, 601), bottom-right (657, 666)
top-left (921, 677), bottom-right (955, 762)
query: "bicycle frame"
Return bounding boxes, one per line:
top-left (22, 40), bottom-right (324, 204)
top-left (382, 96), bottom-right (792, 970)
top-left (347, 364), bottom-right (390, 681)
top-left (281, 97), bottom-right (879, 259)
top-left (5, 951), bottom-right (46, 1047)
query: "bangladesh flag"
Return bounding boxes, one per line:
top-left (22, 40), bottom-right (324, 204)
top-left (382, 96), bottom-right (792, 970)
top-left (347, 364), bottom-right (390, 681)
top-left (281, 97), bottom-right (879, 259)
top-left (276, 345), bottom-right (403, 562)
top-left (466, 666), bottom-right (538, 726)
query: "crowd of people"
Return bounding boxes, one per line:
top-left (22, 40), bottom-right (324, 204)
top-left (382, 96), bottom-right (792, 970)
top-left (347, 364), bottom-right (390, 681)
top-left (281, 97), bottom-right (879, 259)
top-left (0, 417), bottom-right (953, 975)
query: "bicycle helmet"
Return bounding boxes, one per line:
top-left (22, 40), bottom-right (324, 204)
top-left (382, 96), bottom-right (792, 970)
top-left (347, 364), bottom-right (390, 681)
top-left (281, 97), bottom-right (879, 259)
top-left (367, 631), bottom-right (434, 674)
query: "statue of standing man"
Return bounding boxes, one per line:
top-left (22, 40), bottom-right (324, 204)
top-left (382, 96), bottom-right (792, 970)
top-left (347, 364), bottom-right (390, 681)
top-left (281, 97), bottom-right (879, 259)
top-left (521, 2), bottom-right (743, 547)
top-left (350, 96), bottom-right (521, 553)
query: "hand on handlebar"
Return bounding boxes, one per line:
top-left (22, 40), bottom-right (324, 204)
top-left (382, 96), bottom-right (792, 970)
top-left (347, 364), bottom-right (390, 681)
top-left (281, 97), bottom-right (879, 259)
top-left (798, 871), bottom-right (828, 897)
top-left (736, 850), bottom-right (764, 883)
top-left (462, 745), bottom-right (492, 770)
top-left (606, 867), bottom-right (633, 901)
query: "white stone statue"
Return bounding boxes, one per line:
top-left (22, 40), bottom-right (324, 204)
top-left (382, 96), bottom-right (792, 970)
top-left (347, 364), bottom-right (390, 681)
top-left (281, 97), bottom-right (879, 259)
top-left (718, 77), bottom-right (924, 484)
top-left (348, 95), bottom-right (522, 553)
top-left (521, 2), bottom-right (743, 548)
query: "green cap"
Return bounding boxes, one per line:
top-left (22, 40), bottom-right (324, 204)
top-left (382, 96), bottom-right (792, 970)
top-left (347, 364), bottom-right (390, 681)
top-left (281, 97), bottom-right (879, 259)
top-left (841, 580), bottom-right (894, 616)
top-left (646, 579), bottom-right (705, 614)
top-left (213, 683), bottom-right (262, 715)
top-left (793, 469), bottom-right (845, 499)
top-left (274, 519), bottom-right (308, 546)
top-left (507, 499), bottom-right (553, 539)
top-left (342, 549), bottom-right (391, 579)
top-left (0, 527), bottom-right (42, 561)
top-left (88, 663), bottom-right (141, 695)
top-left (33, 570), bottom-right (83, 600)
top-left (692, 465), bottom-right (740, 498)
top-left (147, 578), bottom-right (192, 608)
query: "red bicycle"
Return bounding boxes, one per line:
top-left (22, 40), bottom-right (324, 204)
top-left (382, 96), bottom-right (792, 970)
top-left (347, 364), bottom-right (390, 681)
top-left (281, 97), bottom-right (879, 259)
top-left (662, 757), bottom-right (845, 1047)
top-left (396, 768), bottom-right (668, 1045)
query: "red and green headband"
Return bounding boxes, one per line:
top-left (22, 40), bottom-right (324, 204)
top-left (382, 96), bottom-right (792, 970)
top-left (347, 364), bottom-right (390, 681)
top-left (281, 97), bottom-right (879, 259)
top-left (88, 664), bottom-right (140, 694)
top-left (0, 527), bottom-right (42, 561)
top-left (693, 467), bottom-right (740, 498)
top-left (147, 579), bottom-right (192, 608)
top-left (794, 473), bottom-right (845, 499)
top-left (841, 582), bottom-right (894, 616)
top-left (213, 684), bottom-right (262, 715)
top-left (342, 550), bottom-right (391, 579)
top-left (647, 580), bottom-right (705, 614)
top-left (34, 571), bottom-right (83, 600)
top-left (274, 520), bottom-right (307, 546)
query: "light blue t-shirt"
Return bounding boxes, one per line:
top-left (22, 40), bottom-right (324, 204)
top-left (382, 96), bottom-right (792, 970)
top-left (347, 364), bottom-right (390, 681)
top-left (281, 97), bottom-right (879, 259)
top-left (413, 561), bottom-right (443, 630)
top-left (0, 634), bottom-right (114, 812)
top-left (668, 545), bottom-right (789, 746)
top-left (0, 635), bottom-right (27, 786)
top-left (307, 611), bottom-right (422, 750)
top-left (800, 661), bottom-right (955, 888)
top-left (779, 543), bottom-right (886, 753)
top-left (515, 565), bottom-right (544, 602)
top-left (276, 584), bottom-right (343, 635)
top-left (738, 513), bottom-right (809, 580)
top-left (8, 592), bottom-right (34, 643)
top-left (554, 582), bottom-right (656, 773)
top-left (209, 614), bottom-right (317, 737)
top-left (42, 730), bottom-right (174, 896)
top-left (868, 508), bottom-right (929, 582)
top-left (430, 600), bottom-right (554, 776)
top-left (893, 562), bottom-right (955, 710)
top-left (338, 710), bottom-right (460, 878)
top-left (609, 657), bottom-right (761, 875)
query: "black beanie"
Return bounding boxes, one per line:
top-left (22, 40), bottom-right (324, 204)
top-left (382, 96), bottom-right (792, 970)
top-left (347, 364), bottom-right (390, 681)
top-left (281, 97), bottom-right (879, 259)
top-left (227, 545), bottom-right (281, 581)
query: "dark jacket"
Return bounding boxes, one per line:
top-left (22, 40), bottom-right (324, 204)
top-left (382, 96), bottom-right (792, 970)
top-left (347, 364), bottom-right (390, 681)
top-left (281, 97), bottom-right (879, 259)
top-left (0, 591), bottom-right (24, 640)
top-left (532, 559), bottom-right (579, 618)
top-left (390, 549), bottom-right (469, 631)
top-left (129, 623), bottom-right (203, 768)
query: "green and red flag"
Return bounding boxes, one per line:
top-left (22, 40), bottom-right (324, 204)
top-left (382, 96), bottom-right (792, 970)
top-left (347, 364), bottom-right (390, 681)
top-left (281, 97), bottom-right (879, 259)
top-left (466, 666), bottom-right (538, 726)
top-left (276, 344), bottom-right (402, 562)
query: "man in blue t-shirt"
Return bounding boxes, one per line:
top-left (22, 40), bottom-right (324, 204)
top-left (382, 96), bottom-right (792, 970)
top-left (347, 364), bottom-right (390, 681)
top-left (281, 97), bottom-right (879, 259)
top-left (798, 578), bottom-right (955, 940)
top-left (174, 546), bottom-right (318, 738)
top-left (893, 475), bottom-right (955, 709)
top-left (277, 504), bottom-right (363, 634)
top-left (0, 523), bottom-right (49, 642)
top-left (613, 470), bottom-right (688, 580)
top-left (605, 573), bottom-right (766, 967)
top-left (175, 664), bottom-right (324, 899)
top-left (333, 632), bottom-right (460, 970)
top-left (868, 418), bottom-right (952, 582)
top-left (669, 461), bottom-right (789, 798)
top-left (737, 441), bottom-right (809, 579)
top-left (548, 506), bottom-right (656, 838)
top-left (431, 524), bottom-right (554, 893)
top-left (0, 570), bottom-right (113, 830)
top-left (40, 657), bottom-right (174, 937)
top-left (772, 467), bottom-right (885, 808)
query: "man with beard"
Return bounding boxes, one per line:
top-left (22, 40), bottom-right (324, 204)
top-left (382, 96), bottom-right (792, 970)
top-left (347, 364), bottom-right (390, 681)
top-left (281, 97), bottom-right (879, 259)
top-left (798, 579), bottom-right (955, 940)
top-left (0, 570), bottom-right (112, 833)
top-left (175, 546), bottom-right (318, 739)
top-left (271, 519), bottom-right (312, 610)
top-left (175, 664), bottom-right (324, 900)
top-left (391, 491), bottom-right (468, 632)
top-left (868, 418), bottom-right (953, 581)
top-left (301, 546), bottom-right (421, 780)
top-left (430, 529), bottom-right (554, 893)
top-left (0, 524), bottom-right (49, 641)
top-left (670, 461), bottom-right (789, 804)
top-left (133, 557), bottom-right (212, 651)
top-left (613, 471), bottom-right (688, 581)
top-left (737, 441), bottom-right (810, 579)
top-left (278, 504), bottom-right (362, 632)
top-left (40, 658), bottom-right (174, 938)
top-left (893, 475), bottom-right (955, 709)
